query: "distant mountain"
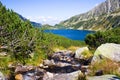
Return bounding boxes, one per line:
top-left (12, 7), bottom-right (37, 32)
top-left (59, 0), bottom-right (120, 31)
top-left (18, 14), bottom-right (42, 27)
top-left (30, 21), bottom-right (42, 28)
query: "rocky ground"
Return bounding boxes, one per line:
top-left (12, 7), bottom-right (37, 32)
top-left (10, 50), bottom-right (88, 80)
top-left (0, 43), bottom-right (120, 80)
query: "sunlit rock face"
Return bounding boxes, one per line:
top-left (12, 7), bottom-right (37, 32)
top-left (89, 0), bottom-right (120, 17)
top-left (92, 43), bottom-right (120, 63)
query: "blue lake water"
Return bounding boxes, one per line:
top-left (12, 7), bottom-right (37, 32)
top-left (45, 29), bottom-right (94, 41)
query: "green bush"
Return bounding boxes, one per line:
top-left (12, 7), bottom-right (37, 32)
top-left (85, 27), bottom-right (120, 48)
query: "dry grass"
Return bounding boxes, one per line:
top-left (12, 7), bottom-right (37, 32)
top-left (68, 46), bottom-right (80, 51)
top-left (89, 58), bottom-right (120, 77)
top-left (52, 46), bottom-right (65, 52)
top-left (77, 72), bottom-right (87, 80)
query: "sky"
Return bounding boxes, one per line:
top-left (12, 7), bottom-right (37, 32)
top-left (1, 0), bottom-right (105, 25)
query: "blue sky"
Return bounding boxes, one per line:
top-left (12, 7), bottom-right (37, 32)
top-left (1, 0), bottom-right (105, 25)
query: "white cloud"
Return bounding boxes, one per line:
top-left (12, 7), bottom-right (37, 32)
top-left (43, 18), bottom-right (47, 22)
top-left (95, 3), bottom-right (99, 7)
top-left (26, 16), bottom-right (64, 25)
top-left (47, 16), bottom-right (53, 19)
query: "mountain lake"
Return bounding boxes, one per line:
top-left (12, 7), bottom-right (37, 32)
top-left (45, 29), bottom-right (94, 41)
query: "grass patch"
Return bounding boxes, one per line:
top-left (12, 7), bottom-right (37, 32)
top-left (52, 46), bottom-right (66, 52)
top-left (89, 58), bottom-right (120, 77)
top-left (68, 46), bottom-right (80, 51)
top-left (0, 56), bottom-right (11, 75)
top-left (81, 50), bottom-right (93, 59)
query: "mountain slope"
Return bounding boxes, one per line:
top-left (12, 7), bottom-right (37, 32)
top-left (18, 14), bottom-right (42, 27)
top-left (59, 0), bottom-right (120, 31)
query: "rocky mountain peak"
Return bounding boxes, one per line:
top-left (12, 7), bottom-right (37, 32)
top-left (59, 0), bottom-right (120, 30)
top-left (77, 0), bottom-right (120, 20)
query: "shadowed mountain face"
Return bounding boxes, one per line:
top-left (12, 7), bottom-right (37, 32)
top-left (18, 13), bottom-right (42, 27)
top-left (59, 0), bottom-right (120, 31)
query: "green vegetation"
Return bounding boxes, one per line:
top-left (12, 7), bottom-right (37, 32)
top-left (42, 24), bottom-right (54, 29)
top-left (85, 27), bottom-right (120, 49)
top-left (44, 33), bottom-right (85, 48)
top-left (81, 50), bottom-right (93, 59)
top-left (0, 1), bottom-right (84, 74)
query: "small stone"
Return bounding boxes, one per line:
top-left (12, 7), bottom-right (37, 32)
top-left (0, 52), bottom-right (7, 56)
top-left (0, 46), bottom-right (8, 49)
top-left (39, 64), bottom-right (44, 68)
top-left (15, 74), bottom-right (23, 80)
top-left (0, 72), bottom-right (5, 80)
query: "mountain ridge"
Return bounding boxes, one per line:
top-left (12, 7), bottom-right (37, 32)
top-left (59, 0), bottom-right (120, 31)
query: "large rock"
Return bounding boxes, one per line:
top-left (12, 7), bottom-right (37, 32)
top-left (53, 70), bottom-right (84, 80)
top-left (75, 47), bottom-right (89, 59)
top-left (87, 75), bottom-right (120, 80)
top-left (0, 72), bottom-right (5, 80)
top-left (43, 70), bottom-right (84, 80)
top-left (92, 43), bottom-right (120, 63)
top-left (43, 72), bottom-right (54, 80)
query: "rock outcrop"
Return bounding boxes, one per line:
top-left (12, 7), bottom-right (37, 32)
top-left (10, 50), bottom-right (89, 80)
top-left (92, 43), bottom-right (120, 63)
top-left (3, 49), bottom-right (120, 80)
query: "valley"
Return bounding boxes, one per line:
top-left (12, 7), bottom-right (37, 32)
top-left (0, 0), bottom-right (120, 80)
